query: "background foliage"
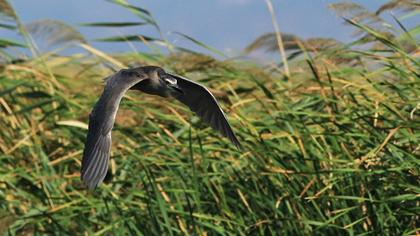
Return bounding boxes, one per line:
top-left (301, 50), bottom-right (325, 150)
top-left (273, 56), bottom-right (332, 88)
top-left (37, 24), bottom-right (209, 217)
top-left (0, 0), bottom-right (419, 235)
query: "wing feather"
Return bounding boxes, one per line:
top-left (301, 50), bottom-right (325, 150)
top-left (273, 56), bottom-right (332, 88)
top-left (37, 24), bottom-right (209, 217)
top-left (81, 116), bottom-right (112, 189)
top-left (81, 72), bottom-right (145, 189)
top-left (169, 73), bottom-right (241, 148)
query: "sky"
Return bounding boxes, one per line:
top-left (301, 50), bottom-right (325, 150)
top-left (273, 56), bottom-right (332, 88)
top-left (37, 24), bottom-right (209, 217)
top-left (3, 0), bottom-right (418, 57)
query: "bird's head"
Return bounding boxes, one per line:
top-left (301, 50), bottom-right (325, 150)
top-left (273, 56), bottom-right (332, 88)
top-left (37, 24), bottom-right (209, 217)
top-left (125, 66), bottom-right (184, 96)
top-left (148, 67), bottom-right (184, 95)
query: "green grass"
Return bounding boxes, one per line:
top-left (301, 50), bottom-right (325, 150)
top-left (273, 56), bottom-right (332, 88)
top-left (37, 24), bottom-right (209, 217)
top-left (1, 1), bottom-right (419, 235)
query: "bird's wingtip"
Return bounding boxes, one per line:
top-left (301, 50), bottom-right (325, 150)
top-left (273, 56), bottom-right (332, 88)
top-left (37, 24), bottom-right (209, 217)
top-left (81, 175), bottom-right (96, 190)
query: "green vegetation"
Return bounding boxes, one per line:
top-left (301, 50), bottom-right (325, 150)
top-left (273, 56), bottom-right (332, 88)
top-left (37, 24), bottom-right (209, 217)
top-left (0, 0), bottom-right (419, 235)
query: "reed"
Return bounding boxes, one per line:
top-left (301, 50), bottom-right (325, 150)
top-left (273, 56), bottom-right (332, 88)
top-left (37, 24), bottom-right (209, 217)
top-left (0, 0), bottom-right (418, 235)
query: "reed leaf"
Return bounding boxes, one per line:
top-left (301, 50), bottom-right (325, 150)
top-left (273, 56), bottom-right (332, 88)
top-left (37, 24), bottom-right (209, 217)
top-left (26, 19), bottom-right (87, 49)
top-left (80, 22), bottom-right (147, 27)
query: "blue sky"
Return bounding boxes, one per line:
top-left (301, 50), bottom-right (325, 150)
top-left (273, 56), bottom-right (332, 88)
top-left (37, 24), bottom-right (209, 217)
top-left (5, 0), bottom-right (418, 56)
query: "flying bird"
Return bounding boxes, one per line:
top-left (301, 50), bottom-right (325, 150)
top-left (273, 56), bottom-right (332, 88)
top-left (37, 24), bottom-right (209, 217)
top-left (81, 66), bottom-right (240, 189)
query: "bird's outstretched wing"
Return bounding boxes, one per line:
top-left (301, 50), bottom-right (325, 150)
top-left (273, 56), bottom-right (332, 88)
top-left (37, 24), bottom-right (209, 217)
top-left (80, 102), bottom-right (113, 189)
top-left (81, 73), bottom-right (145, 189)
top-left (169, 73), bottom-right (241, 148)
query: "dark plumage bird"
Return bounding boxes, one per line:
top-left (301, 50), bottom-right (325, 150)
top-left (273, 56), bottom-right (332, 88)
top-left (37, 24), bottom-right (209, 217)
top-left (81, 66), bottom-right (240, 189)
